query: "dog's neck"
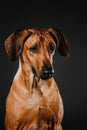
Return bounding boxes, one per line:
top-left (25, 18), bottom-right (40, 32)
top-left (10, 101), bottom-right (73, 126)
top-left (14, 58), bottom-right (53, 94)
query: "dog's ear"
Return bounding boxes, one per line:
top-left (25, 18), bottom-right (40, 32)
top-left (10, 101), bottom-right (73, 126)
top-left (5, 29), bottom-right (32, 61)
top-left (48, 28), bottom-right (70, 58)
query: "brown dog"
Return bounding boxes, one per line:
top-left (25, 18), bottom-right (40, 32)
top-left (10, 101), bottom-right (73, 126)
top-left (4, 28), bottom-right (70, 130)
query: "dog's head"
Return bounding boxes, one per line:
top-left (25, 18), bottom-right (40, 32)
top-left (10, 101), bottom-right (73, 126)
top-left (5, 28), bottom-right (70, 80)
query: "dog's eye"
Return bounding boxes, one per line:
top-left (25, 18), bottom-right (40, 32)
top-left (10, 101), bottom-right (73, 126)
top-left (49, 43), bottom-right (56, 53)
top-left (29, 45), bottom-right (38, 53)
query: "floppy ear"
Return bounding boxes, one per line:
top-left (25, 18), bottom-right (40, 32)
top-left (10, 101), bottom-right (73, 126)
top-left (48, 28), bottom-right (70, 58)
top-left (5, 29), bottom-right (32, 61)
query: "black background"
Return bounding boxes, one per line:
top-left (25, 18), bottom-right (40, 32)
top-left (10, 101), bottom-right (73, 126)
top-left (0, 1), bottom-right (87, 129)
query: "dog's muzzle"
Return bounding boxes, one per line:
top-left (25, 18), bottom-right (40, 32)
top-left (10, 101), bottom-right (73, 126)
top-left (40, 64), bottom-right (54, 80)
top-left (32, 64), bottom-right (54, 80)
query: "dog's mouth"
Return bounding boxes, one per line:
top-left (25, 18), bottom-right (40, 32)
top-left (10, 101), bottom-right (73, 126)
top-left (32, 66), bottom-right (54, 80)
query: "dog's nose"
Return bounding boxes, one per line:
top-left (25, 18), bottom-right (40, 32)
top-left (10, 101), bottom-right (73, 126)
top-left (43, 69), bottom-right (54, 76)
top-left (42, 64), bottom-right (54, 80)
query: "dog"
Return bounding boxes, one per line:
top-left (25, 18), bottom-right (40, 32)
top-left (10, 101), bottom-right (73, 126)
top-left (4, 28), bottom-right (70, 130)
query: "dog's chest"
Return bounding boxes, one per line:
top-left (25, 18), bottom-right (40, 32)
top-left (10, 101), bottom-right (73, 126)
top-left (10, 83), bottom-right (59, 117)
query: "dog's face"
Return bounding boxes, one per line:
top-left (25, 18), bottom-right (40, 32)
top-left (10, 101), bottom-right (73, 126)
top-left (5, 28), bottom-right (70, 80)
top-left (23, 29), bottom-right (56, 80)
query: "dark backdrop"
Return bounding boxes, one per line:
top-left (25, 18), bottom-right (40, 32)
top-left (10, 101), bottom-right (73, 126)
top-left (0, 1), bottom-right (87, 130)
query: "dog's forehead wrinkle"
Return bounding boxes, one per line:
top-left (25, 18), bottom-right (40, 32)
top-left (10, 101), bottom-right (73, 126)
top-left (26, 34), bottom-right (53, 49)
top-left (38, 35), bottom-right (55, 48)
top-left (39, 35), bottom-right (45, 43)
top-left (29, 28), bottom-right (52, 40)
